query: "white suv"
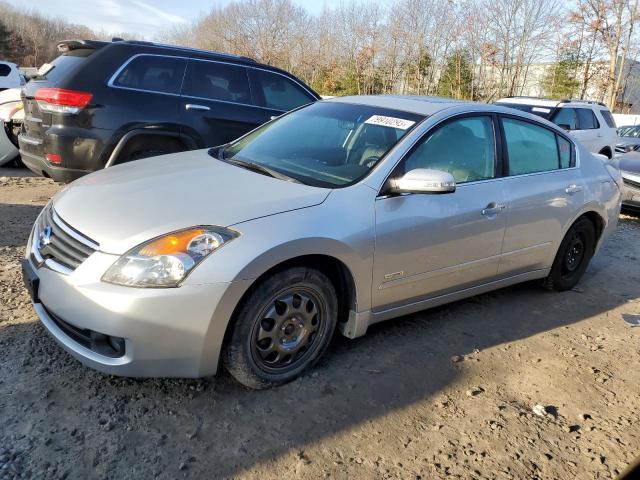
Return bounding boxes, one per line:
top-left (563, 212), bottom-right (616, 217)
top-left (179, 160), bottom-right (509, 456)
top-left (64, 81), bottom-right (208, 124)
top-left (495, 97), bottom-right (618, 158)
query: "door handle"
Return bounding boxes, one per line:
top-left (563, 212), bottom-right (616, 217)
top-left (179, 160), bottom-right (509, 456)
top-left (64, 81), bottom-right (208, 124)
top-left (565, 184), bottom-right (583, 194)
top-left (481, 203), bottom-right (506, 217)
top-left (185, 104), bottom-right (210, 112)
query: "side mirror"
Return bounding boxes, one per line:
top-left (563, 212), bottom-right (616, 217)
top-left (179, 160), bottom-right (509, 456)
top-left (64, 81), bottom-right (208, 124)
top-left (390, 169), bottom-right (456, 194)
top-left (557, 123), bottom-right (571, 131)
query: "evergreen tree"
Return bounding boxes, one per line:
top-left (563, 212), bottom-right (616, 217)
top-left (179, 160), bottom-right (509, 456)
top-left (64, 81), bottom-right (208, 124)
top-left (541, 54), bottom-right (581, 99)
top-left (437, 50), bottom-right (473, 100)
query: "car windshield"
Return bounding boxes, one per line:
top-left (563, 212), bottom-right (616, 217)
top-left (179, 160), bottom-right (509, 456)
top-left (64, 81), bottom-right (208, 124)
top-left (215, 101), bottom-right (424, 187)
top-left (620, 125), bottom-right (640, 138)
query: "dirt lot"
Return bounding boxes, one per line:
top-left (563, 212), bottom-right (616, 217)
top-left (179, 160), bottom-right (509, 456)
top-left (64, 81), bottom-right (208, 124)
top-left (1, 168), bottom-right (639, 480)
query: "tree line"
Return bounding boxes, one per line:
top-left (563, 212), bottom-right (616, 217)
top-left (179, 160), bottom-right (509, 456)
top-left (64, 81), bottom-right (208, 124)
top-left (1, 0), bottom-right (638, 111)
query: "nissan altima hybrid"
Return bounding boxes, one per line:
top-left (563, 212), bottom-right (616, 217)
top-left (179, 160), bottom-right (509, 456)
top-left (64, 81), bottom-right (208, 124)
top-left (22, 96), bottom-right (622, 389)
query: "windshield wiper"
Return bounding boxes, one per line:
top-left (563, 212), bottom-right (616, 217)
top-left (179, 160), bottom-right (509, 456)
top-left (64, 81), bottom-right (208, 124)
top-left (222, 157), bottom-right (302, 184)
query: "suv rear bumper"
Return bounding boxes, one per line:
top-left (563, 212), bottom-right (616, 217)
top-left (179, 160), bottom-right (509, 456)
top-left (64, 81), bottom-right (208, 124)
top-left (19, 149), bottom-right (90, 183)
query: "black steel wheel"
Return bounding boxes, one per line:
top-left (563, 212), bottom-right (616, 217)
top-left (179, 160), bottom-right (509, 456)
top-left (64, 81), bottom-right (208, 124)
top-left (544, 217), bottom-right (596, 291)
top-left (223, 267), bottom-right (338, 389)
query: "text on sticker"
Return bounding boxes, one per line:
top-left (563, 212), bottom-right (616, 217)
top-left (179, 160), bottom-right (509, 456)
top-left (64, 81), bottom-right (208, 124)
top-left (365, 115), bottom-right (415, 130)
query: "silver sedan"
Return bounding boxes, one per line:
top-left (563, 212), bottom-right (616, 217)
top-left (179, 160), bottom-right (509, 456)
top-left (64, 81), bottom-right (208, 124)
top-left (22, 96), bottom-right (622, 389)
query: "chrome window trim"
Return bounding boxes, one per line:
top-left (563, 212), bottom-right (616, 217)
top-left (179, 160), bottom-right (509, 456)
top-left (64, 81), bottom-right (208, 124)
top-left (107, 53), bottom-right (317, 108)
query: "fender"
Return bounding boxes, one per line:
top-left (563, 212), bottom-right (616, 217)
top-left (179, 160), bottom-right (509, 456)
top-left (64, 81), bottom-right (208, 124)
top-left (104, 128), bottom-right (198, 167)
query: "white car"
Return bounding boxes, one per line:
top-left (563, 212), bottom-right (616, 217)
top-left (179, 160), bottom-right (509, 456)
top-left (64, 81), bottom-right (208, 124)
top-left (0, 88), bottom-right (24, 166)
top-left (495, 97), bottom-right (618, 158)
top-left (0, 61), bottom-right (25, 92)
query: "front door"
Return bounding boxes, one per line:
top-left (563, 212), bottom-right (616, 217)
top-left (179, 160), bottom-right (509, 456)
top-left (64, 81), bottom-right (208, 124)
top-left (372, 114), bottom-right (507, 310)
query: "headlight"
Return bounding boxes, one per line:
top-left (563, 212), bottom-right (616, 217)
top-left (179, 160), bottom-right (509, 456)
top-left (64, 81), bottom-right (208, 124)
top-left (102, 226), bottom-right (239, 288)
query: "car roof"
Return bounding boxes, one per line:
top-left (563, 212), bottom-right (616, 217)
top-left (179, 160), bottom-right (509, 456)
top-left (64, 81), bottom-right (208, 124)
top-left (327, 95), bottom-right (471, 116)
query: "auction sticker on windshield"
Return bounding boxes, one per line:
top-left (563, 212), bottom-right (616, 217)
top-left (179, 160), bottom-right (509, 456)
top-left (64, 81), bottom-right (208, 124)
top-left (365, 115), bottom-right (415, 130)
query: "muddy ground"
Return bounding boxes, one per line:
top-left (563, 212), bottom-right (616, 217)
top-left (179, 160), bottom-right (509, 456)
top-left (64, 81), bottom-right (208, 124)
top-left (1, 167), bottom-right (639, 480)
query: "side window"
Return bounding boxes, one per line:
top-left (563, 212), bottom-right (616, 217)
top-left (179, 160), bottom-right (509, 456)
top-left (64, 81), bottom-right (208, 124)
top-left (113, 55), bottom-right (186, 94)
top-left (557, 135), bottom-right (572, 169)
top-left (502, 118), bottom-right (560, 175)
top-left (551, 108), bottom-right (577, 130)
top-left (401, 116), bottom-right (496, 184)
top-left (182, 60), bottom-right (251, 104)
top-left (0, 64), bottom-right (11, 77)
top-left (600, 110), bottom-right (616, 128)
top-left (576, 108), bottom-right (599, 129)
top-left (250, 69), bottom-right (314, 111)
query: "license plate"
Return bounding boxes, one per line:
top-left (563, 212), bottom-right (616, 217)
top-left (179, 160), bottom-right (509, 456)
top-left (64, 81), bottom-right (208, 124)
top-left (21, 259), bottom-right (39, 303)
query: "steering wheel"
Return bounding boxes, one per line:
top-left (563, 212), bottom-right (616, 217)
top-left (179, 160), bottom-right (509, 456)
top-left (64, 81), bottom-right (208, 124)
top-left (360, 155), bottom-right (381, 169)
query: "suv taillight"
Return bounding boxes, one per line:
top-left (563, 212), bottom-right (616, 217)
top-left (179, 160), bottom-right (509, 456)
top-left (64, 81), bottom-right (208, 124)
top-left (35, 88), bottom-right (92, 115)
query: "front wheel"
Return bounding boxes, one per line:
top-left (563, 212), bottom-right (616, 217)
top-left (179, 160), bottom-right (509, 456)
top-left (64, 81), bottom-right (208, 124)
top-left (543, 217), bottom-right (596, 291)
top-left (223, 267), bottom-right (338, 389)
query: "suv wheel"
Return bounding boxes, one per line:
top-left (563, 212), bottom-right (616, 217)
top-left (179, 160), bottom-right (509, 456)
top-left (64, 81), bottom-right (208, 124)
top-left (116, 137), bottom-right (184, 164)
top-left (223, 267), bottom-right (338, 389)
top-left (543, 217), bottom-right (596, 291)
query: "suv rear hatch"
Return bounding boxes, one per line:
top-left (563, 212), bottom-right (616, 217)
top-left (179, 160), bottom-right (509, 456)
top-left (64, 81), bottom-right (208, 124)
top-left (20, 41), bottom-right (105, 163)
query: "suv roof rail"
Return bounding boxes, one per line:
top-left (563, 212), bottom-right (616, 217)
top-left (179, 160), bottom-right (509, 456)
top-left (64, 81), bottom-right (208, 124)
top-left (122, 40), bottom-right (256, 63)
top-left (502, 95), bottom-right (608, 108)
top-left (561, 98), bottom-right (608, 107)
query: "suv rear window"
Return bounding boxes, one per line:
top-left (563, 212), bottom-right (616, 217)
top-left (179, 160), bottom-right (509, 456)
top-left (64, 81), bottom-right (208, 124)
top-left (31, 50), bottom-right (93, 83)
top-left (113, 55), bottom-right (186, 95)
top-left (0, 64), bottom-right (10, 77)
top-left (600, 110), bottom-right (616, 128)
top-left (576, 108), bottom-right (599, 129)
top-left (182, 60), bottom-right (251, 104)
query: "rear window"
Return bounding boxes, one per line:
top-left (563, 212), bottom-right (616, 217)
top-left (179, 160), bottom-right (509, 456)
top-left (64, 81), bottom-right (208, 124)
top-left (182, 60), bottom-right (251, 104)
top-left (31, 49), bottom-right (93, 83)
top-left (576, 108), bottom-right (599, 129)
top-left (0, 64), bottom-right (11, 77)
top-left (113, 55), bottom-right (187, 95)
top-left (600, 110), bottom-right (616, 128)
top-left (496, 103), bottom-right (553, 119)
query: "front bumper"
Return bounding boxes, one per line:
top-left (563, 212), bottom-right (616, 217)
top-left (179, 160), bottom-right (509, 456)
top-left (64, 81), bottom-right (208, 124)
top-left (23, 243), bottom-right (250, 378)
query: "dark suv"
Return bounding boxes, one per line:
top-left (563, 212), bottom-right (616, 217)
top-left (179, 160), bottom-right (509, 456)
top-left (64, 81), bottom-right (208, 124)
top-left (19, 39), bottom-right (320, 183)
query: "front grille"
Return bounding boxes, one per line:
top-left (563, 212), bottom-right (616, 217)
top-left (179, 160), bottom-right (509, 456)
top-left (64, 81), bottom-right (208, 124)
top-left (36, 206), bottom-right (98, 271)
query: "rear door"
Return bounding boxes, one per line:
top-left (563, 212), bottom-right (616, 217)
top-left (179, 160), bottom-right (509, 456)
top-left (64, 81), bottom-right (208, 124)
top-left (497, 115), bottom-right (583, 276)
top-left (180, 59), bottom-right (265, 147)
top-left (248, 68), bottom-right (317, 121)
top-left (574, 108), bottom-right (601, 152)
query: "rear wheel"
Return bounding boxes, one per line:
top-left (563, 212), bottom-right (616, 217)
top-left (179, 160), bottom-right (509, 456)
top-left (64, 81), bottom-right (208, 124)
top-left (115, 137), bottom-right (184, 165)
top-left (543, 217), bottom-right (596, 291)
top-left (223, 267), bottom-right (337, 389)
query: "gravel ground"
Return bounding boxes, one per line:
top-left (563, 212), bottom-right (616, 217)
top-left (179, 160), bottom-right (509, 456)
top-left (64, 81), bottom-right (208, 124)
top-left (1, 168), bottom-right (639, 480)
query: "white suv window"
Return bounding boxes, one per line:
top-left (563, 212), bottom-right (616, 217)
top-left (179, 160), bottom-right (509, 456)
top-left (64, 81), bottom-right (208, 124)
top-left (552, 108), bottom-right (577, 130)
top-left (576, 108), bottom-right (599, 129)
top-left (600, 110), bottom-right (616, 128)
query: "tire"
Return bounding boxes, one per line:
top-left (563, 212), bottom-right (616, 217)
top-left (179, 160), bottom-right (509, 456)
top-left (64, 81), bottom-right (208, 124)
top-left (116, 136), bottom-right (184, 165)
top-left (223, 267), bottom-right (338, 389)
top-left (543, 217), bottom-right (596, 291)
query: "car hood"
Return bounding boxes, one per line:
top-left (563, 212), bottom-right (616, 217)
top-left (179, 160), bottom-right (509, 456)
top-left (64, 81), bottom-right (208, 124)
top-left (52, 150), bottom-right (331, 254)
top-left (618, 152), bottom-right (640, 174)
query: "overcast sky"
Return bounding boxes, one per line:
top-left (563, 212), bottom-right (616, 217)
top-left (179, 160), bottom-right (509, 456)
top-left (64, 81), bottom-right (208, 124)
top-left (6, 0), bottom-right (391, 39)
